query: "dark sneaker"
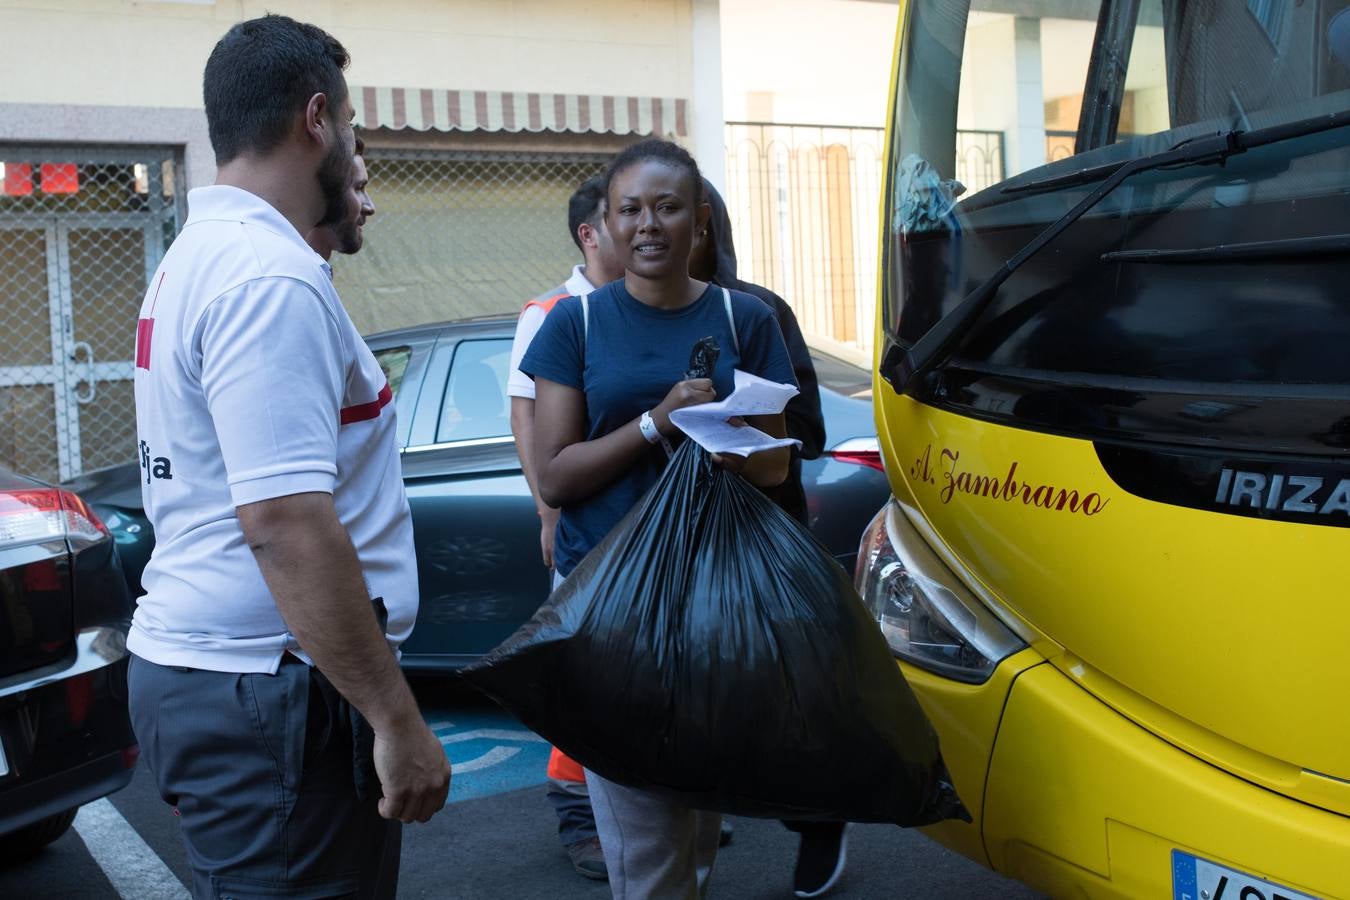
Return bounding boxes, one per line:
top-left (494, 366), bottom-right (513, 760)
top-left (792, 824), bottom-right (848, 898)
top-left (566, 836), bottom-right (608, 880)
top-left (719, 819), bottom-right (734, 847)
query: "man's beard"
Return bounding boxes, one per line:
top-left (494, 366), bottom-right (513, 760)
top-left (315, 137), bottom-right (353, 229)
top-left (335, 219), bottom-right (363, 255)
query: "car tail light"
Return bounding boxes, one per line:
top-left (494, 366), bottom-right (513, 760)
top-left (64, 671), bottom-right (94, 726)
top-left (826, 437), bottom-right (885, 472)
top-left (0, 488), bottom-right (109, 551)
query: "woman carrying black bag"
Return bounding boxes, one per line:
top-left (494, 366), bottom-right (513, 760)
top-left (521, 139), bottom-right (798, 899)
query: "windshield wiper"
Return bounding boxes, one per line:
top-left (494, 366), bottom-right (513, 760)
top-left (1102, 233), bottom-right (1350, 263)
top-left (883, 109), bottom-right (1350, 396)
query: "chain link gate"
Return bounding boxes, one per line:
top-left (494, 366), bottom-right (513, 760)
top-left (0, 145), bottom-right (184, 483)
top-left (333, 148), bottom-right (610, 336)
top-left (0, 144), bottom-right (605, 479)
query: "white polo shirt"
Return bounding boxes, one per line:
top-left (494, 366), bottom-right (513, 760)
top-left (506, 265), bottom-right (598, 400)
top-left (129, 185), bottom-right (417, 674)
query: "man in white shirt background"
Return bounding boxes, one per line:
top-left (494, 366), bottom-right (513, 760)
top-left (506, 175), bottom-right (622, 880)
top-left (308, 134), bottom-right (375, 262)
top-left (507, 175), bottom-right (622, 571)
top-left (128, 15), bottom-right (449, 899)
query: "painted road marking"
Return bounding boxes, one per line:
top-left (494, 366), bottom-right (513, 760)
top-left (74, 798), bottom-right (189, 900)
top-left (451, 745), bottom-right (520, 774)
top-left (426, 710), bottom-right (552, 803)
top-left (441, 728), bottom-right (548, 744)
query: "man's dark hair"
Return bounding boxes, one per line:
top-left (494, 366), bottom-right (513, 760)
top-left (203, 15), bottom-right (350, 164)
top-left (567, 175), bottom-right (606, 251)
top-left (603, 139), bottom-right (703, 205)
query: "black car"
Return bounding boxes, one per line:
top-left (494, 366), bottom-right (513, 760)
top-left (75, 316), bottom-right (889, 670)
top-left (0, 468), bottom-right (136, 860)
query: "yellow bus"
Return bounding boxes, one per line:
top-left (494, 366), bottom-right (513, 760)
top-left (860, 1), bottom-right (1350, 896)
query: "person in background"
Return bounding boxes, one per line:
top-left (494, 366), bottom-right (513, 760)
top-left (307, 134), bottom-right (375, 261)
top-left (524, 138), bottom-right (796, 900)
top-left (506, 173), bottom-right (624, 881)
top-left (127, 16), bottom-right (449, 899)
top-left (689, 180), bottom-right (848, 899)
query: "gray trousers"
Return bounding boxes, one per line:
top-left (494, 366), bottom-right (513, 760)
top-left (585, 768), bottom-right (721, 900)
top-left (554, 570), bottom-right (722, 897)
top-left (128, 654), bottom-right (401, 899)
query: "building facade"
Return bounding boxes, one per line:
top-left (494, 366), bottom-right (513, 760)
top-left (0, 0), bottom-right (724, 481)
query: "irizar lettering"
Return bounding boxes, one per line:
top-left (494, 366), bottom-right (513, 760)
top-left (1216, 468), bottom-right (1350, 517)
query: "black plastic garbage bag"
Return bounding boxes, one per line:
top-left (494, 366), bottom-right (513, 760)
top-left (463, 440), bottom-right (969, 826)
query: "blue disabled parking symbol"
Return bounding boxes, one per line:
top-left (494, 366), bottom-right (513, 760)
top-left (425, 710), bottom-right (552, 803)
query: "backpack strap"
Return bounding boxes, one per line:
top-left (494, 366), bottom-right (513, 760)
top-left (581, 292), bottom-right (590, 341)
top-left (721, 287), bottom-right (739, 355)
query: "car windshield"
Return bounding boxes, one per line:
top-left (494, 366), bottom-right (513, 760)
top-left (884, 0), bottom-right (1350, 389)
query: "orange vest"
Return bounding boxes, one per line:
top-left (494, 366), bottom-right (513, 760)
top-left (548, 746), bottom-right (586, 782)
top-left (522, 288), bottom-right (570, 317)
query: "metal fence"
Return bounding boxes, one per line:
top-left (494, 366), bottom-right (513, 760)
top-left (1046, 129), bottom-right (1077, 162)
top-left (0, 131), bottom-right (1013, 479)
top-left (334, 149), bottom-right (610, 336)
top-left (0, 144), bottom-right (609, 481)
top-left (723, 123), bottom-right (1004, 363)
top-left (955, 130), bottom-right (1007, 194)
top-left (0, 145), bottom-right (184, 483)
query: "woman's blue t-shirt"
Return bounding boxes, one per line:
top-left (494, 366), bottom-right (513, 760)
top-left (520, 279), bottom-right (797, 578)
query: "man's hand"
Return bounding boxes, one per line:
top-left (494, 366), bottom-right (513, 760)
top-left (238, 492), bottom-right (451, 824)
top-left (539, 505), bottom-right (560, 569)
top-left (373, 715), bottom-right (452, 823)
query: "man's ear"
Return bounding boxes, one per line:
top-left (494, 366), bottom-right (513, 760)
top-left (303, 92), bottom-right (328, 148)
top-left (577, 222), bottom-right (599, 250)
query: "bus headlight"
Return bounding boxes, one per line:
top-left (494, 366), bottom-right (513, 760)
top-left (855, 501), bottom-right (1025, 683)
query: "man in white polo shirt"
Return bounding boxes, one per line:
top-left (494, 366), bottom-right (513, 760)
top-left (128, 15), bottom-right (448, 898)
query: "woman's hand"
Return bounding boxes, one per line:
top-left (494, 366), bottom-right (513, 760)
top-left (711, 452), bottom-right (748, 473)
top-left (711, 416), bottom-right (748, 472)
top-left (652, 378), bottom-right (715, 435)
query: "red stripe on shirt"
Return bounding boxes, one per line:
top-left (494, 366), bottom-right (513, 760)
top-left (135, 318), bottom-right (154, 370)
top-left (340, 382), bottom-right (393, 425)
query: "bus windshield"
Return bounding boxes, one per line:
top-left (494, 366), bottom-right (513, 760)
top-left (884, 0), bottom-right (1350, 399)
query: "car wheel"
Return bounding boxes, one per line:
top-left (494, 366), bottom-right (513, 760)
top-left (0, 807), bottom-right (78, 863)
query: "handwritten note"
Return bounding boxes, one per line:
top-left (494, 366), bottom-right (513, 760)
top-left (669, 369), bottom-right (802, 456)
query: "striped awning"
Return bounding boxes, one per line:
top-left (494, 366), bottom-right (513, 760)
top-left (352, 86), bottom-right (688, 137)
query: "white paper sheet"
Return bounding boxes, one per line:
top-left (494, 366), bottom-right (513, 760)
top-left (668, 369), bottom-right (802, 456)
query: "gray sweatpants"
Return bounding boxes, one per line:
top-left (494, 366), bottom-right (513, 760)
top-left (554, 570), bottom-right (722, 897)
top-left (128, 654), bottom-right (401, 899)
top-left (585, 768), bottom-right (721, 900)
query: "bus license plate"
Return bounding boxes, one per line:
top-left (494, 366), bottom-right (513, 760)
top-left (1172, 850), bottom-right (1317, 900)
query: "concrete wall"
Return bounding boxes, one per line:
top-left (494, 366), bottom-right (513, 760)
top-left (720, 0), bottom-right (898, 127)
